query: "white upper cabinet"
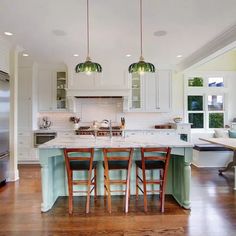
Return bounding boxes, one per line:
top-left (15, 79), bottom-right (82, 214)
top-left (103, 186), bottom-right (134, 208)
top-left (18, 67), bottom-right (33, 129)
top-left (156, 70), bottom-right (172, 112)
top-left (38, 69), bottom-right (55, 111)
top-left (128, 70), bottom-right (172, 112)
top-left (38, 66), bottom-right (67, 112)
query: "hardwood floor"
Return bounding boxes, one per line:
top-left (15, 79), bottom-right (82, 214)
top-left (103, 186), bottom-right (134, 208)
top-left (0, 165), bottom-right (235, 235)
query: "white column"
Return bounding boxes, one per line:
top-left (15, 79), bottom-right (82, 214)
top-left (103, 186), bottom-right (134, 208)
top-left (8, 46), bottom-right (22, 181)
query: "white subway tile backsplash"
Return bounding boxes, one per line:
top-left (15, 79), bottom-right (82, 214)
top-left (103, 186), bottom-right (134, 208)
top-left (38, 112), bottom-right (75, 130)
top-left (38, 98), bottom-right (183, 130)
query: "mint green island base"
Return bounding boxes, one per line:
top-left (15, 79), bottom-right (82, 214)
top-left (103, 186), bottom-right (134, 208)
top-left (39, 147), bottom-right (192, 212)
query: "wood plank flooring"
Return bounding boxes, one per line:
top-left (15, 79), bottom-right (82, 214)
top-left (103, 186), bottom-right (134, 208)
top-left (0, 165), bottom-right (235, 235)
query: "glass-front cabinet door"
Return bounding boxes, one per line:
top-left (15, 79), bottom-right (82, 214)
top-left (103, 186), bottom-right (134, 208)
top-left (130, 73), bottom-right (143, 110)
top-left (56, 71), bottom-right (66, 109)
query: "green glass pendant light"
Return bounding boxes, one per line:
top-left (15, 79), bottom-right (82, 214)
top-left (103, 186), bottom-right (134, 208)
top-left (128, 0), bottom-right (155, 73)
top-left (75, 0), bottom-right (102, 73)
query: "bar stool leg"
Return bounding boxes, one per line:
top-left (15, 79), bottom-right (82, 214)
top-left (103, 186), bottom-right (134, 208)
top-left (94, 167), bottom-right (97, 201)
top-left (68, 171), bottom-right (73, 214)
top-left (125, 159), bottom-right (132, 213)
top-left (136, 165), bottom-right (139, 200)
top-left (142, 167), bottom-right (148, 212)
top-left (104, 166), bottom-right (112, 213)
top-left (104, 173), bottom-right (107, 199)
top-left (86, 171), bottom-right (92, 214)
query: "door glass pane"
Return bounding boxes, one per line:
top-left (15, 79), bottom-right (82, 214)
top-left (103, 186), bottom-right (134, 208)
top-left (189, 113), bottom-right (204, 128)
top-left (131, 73), bottom-right (141, 109)
top-left (188, 77), bottom-right (204, 87)
top-left (57, 72), bottom-right (66, 109)
top-left (188, 96), bottom-right (203, 111)
top-left (208, 95), bottom-right (223, 111)
top-left (209, 113), bottom-right (224, 128)
top-left (208, 77), bottom-right (224, 87)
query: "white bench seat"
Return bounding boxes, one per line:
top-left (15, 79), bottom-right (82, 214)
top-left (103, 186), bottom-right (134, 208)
top-left (192, 144), bottom-right (233, 168)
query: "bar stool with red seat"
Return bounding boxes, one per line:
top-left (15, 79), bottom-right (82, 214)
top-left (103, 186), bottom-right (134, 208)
top-left (64, 148), bottom-right (97, 214)
top-left (135, 147), bottom-right (171, 213)
top-left (103, 148), bottom-right (133, 213)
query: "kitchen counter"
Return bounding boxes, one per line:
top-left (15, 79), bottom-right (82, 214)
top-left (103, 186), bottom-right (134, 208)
top-left (39, 135), bottom-right (193, 212)
top-left (39, 134), bottom-right (192, 149)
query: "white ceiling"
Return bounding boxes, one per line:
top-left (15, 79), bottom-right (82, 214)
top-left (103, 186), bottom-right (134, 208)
top-left (1, 0), bottom-right (236, 69)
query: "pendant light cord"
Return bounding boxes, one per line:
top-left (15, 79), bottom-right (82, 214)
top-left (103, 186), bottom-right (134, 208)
top-left (87, 0), bottom-right (90, 59)
top-left (140, 0), bottom-right (143, 59)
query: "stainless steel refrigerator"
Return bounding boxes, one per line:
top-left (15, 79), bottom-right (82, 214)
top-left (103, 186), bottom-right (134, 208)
top-left (0, 70), bottom-right (10, 185)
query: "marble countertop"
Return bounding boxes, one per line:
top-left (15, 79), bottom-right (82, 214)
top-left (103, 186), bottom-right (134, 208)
top-left (34, 128), bottom-right (176, 133)
top-left (34, 129), bottom-right (74, 133)
top-left (38, 134), bottom-right (193, 149)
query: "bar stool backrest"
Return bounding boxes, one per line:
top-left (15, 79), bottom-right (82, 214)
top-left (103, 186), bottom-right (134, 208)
top-left (141, 147), bottom-right (171, 179)
top-left (103, 148), bottom-right (133, 161)
top-left (141, 147), bottom-right (171, 161)
top-left (64, 148), bottom-right (94, 171)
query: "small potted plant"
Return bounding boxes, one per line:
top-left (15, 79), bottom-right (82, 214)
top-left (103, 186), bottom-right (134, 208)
top-left (70, 116), bottom-right (80, 130)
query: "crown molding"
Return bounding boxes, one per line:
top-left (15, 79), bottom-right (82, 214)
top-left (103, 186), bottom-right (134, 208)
top-left (176, 24), bottom-right (236, 72)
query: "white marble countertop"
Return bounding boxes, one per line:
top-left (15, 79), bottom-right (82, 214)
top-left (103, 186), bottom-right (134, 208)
top-left (123, 128), bottom-right (175, 132)
top-left (33, 129), bottom-right (74, 133)
top-left (38, 134), bottom-right (193, 149)
top-left (34, 128), bottom-right (177, 133)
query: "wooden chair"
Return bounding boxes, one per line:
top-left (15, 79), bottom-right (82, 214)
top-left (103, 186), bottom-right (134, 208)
top-left (103, 148), bottom-right (133, 213)
top-left (135, 147), bottom-right (171, 213)
top-left (64, 148), bottom-right (97, 214)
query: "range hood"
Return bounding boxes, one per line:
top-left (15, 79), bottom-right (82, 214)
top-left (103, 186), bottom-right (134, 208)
top-left (66, 88), bottom-right (130, 112)
top-left (66, 88), bottom-right (130, 97)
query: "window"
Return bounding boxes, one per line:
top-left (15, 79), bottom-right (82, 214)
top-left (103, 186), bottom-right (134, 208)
top-left (185, 74), bottom-right (227, 130)
top-left (188, 77), bottom-right (204, 87)
top-left (208, 77), bottom-right (224, 87)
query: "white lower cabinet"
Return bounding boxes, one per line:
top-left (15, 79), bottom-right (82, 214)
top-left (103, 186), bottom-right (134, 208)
top-left (128, 70), bottom-right (172, 112)
top-left (18, 131), bottom-right (38, 163)
top-left (171, 123), bottom-right (191, 142)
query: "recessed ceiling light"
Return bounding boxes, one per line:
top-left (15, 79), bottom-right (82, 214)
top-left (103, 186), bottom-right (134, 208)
top-left (126, 54), bottom-right (131, 57)
top-left (4, 31), bottom-right (13, 36)
top-left (153, 30), bottom-right (167, 37)
top-left (177, 55), bottom-right (183, 58)
top-left (73, 54), bottom-right (79, 57)
top-left (22, 53), bottom-right (29, 57)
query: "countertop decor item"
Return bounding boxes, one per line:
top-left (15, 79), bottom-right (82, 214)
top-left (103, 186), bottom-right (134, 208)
top-left (173, 117), bottom-right (182, 123)
top-left (39, 116), bottom-right (52, 129)
top-left (69, 116), bottom-right (80, 123)
top-left (128, 0), bottom-right (155, 74)
top-left (75, 0), bottom-right (102, 74)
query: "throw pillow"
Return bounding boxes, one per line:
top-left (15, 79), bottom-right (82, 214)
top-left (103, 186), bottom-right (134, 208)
top-left (228, 130), bottom-right (236, 138)
top-left (214, 129), bottom-right (229, 138)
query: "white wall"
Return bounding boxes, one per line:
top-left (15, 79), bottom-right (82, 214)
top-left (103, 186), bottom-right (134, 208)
top-left (0, 36), bottom-right (10, 73)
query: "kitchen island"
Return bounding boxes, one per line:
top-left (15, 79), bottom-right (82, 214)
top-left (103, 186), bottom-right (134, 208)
top-left (38, 134), bottom-right (193, 212)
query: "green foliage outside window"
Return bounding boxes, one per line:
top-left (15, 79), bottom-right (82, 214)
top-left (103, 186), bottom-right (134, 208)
top-left (188, 77), bottom-right (204, 87)
top-left (188, 96), bottom-right (203, 111)
top-left (189, 113), bottom-right (204, 128)
top-left (209, 113), bottom-right (224, 128)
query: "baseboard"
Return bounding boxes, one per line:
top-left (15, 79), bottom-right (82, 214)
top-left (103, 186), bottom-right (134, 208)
top-left (18, 160), bottom-right (40, 165)
top-left (7, 169), bottom-right (19, 182)
top-left (192, 162), bottom-right (226, 168)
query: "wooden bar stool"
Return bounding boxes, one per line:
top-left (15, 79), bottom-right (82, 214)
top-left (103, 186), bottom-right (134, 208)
top-left (135, 147), bottom-right (171, 213)
top-left (64, 148), bottom-right (97, 214)
top-left (103, 148), bottom-right (133, 213)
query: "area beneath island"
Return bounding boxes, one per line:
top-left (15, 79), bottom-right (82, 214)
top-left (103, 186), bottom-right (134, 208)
top-left (38, 134), bottom-right (193, 212)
